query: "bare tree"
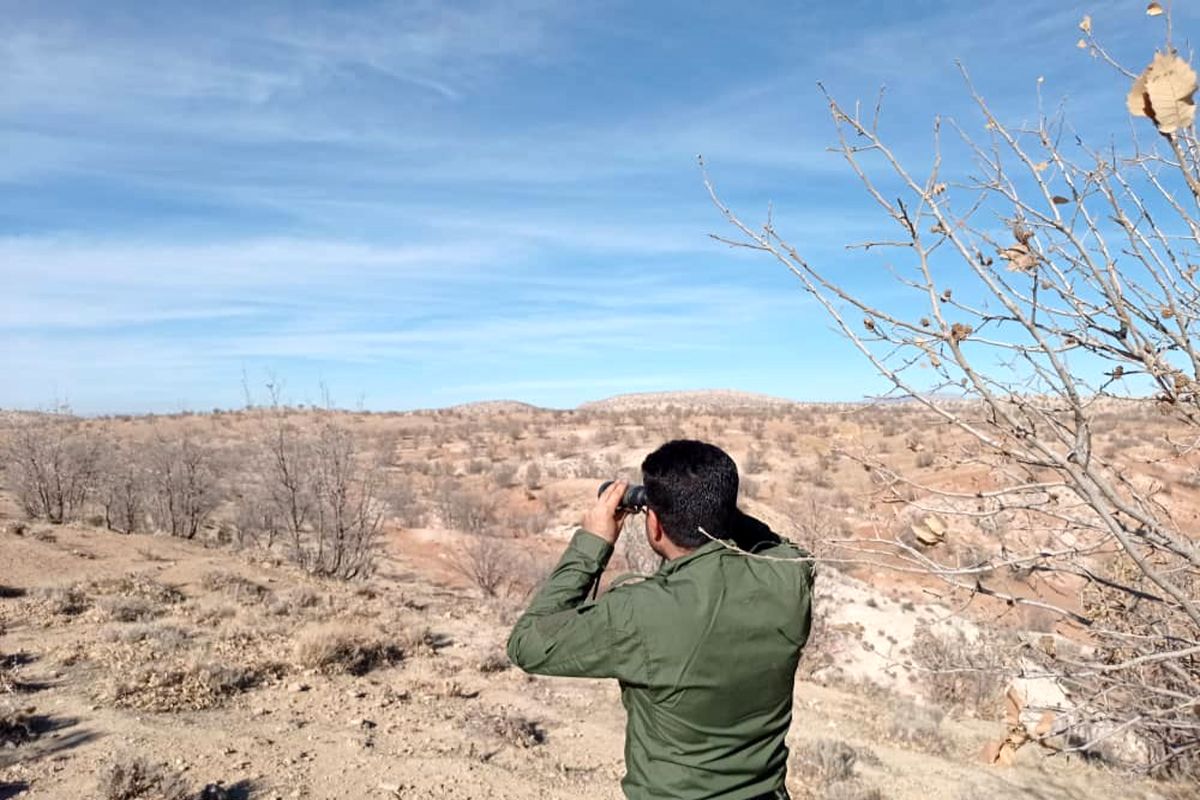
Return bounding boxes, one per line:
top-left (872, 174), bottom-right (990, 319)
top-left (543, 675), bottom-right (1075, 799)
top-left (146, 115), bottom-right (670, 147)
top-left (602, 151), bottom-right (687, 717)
top-left (97, 441), bottom-right (148, 534)
top-left (1, 408), bottom-right (100, 524)
top-left (147, 431), bottom-right (220, 539)
top-left (706, 10), bottom-right (1200, 776)
top-left (301, 418), bottom-right (387, 579)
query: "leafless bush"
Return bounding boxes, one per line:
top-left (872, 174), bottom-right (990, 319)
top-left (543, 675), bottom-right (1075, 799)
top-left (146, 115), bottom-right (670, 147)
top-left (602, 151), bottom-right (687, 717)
top-left (910, 625), bottom-right (1011, 718)
top-left (492, 461), bottom-right (518, 488)
top-left (789, 739), bottom-right (884, 800)
top-left (465, 708), bottom-right (546, 748)
top-left (104, 623), bottom-right (191, 651)
top-left (98, 755), bottom-right (190, 800)
top-left (884, 697), bottom-right (947, 752)
top-left (97, 442), bottom-right (149, 534)
top-left (239, 408), bottom-right (387, 579)
top-left (199, 571), bottom-right (270, 604)
top-left (477, 648), bottom-right (510, 674)
top-left (147, 431), bottom-right (220, 539)
top-left (791, 738), bottom-right (860, 785)
top-left (293, 625), bottom-right (405, 675)
top-left (387, 476), bottom-right (424, 527)
top-left (436, 487), bottom-right (495, 534)
top-left (34, 585), bottom-right (90, 616)
top-left (452, 532), bottom-right (515, 598)
top-left (523, 462), bottom-right (542, 490)
top-left (97, 596), bottom-right (160, 623)
top-left (1, 408), bottom-right (101, 523)
top-left (110, 660), bottom-right (273, 712)
top-left (708, 6), bottom-right (1200, 775)
top-left (91, 574), bottom-right (185, 605)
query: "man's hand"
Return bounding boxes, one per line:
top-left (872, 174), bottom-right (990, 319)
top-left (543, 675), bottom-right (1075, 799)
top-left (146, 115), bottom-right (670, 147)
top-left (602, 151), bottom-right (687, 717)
top-left (582, 479), bottom-right (628, 545)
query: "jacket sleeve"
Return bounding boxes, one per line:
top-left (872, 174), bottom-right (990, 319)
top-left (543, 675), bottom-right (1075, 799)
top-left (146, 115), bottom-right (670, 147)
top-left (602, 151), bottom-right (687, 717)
top-left (506, 529), bottom-right (649, 683)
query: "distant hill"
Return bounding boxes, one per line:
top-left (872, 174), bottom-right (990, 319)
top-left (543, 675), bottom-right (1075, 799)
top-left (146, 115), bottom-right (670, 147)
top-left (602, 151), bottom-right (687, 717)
top-left (580, 389), bottom-right (797, 413)
top-left (443, 399), bottom-right (546, 415)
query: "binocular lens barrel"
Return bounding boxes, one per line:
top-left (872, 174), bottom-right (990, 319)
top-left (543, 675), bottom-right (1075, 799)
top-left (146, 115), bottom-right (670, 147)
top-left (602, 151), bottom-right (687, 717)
top-left (598, 480), bottom-right (648, 511)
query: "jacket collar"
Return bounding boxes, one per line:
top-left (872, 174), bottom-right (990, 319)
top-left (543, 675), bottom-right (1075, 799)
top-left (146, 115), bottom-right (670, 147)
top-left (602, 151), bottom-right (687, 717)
top-left (656, 538), bottom-right (728, 576)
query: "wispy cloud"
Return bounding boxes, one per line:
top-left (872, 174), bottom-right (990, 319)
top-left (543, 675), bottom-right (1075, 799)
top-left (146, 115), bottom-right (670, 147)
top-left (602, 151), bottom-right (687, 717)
top-left (4, 0), bottom-right (1178, 412)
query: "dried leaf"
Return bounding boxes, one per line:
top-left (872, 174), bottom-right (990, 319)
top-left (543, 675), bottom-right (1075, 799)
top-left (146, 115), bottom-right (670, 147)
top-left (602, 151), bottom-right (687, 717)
top-left (1077, 38), bottom-right (1088, 50)
top-left (1001, 242), bottom-right (1038, 272)
top-left (931, 182), bottom-right (947, 196)
top-left (1147, 2), bottom-right (1164, 16)
top-left (1052, 195), bottom-right (1071, 205)
top-left (1033, 161), bottom-right (1050, 172)
top-left (1079, 15), bottom-right (1092, 34)
top-left (911, 521), bottom-right (945, 547)
top-left (1128, 51), bottom-right (1198, 134)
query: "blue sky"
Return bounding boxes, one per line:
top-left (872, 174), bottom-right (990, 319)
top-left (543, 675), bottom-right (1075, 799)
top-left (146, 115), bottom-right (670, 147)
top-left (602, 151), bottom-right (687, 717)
top-left (0, 0), bottom-right (1190, 413)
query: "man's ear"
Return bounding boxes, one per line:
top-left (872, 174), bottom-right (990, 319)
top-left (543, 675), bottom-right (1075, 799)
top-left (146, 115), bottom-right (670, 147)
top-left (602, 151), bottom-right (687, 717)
top-left (646, 509), bottom-right (664, 542)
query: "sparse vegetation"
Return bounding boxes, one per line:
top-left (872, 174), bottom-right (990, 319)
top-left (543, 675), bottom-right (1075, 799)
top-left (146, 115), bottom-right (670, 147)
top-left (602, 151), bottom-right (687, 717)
top-left (110, 660), bottom-right (275, 712)
top-left (293, 625), bottom-right (405, 676)
top-left (1, 409), bottom-right (100, 524)
top-left (0, 703), bottom-right (36, 747)
top-left (98, 756), bottom-right (190, 800)
top-left (789, 739), bottom-right (884, 800)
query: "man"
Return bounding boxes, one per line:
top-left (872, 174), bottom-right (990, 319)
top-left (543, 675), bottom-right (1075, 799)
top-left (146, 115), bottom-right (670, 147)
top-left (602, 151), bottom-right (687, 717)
top-left (507, 440), bottom-right (815, 800)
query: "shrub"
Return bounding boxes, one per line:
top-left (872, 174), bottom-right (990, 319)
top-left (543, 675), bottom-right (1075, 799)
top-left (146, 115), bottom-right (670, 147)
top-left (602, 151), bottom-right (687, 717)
top-left (789, 739), bottom-right (885, 800)
top-left (146, 432), bottom-right (221, 539)
top-left (884, 697), bottom-right (946, 752)
top-left (35, 585), bottom-right (90, 616)
top-left (451, 532), bottom-right (514, 598)
top-left (0, 703), bottom-right (36, 747)
top-left (477, 649), bottom-right (510, 674)
top-left (791, 738), bottom-right (860, 785)
top-left (293, 626), bottom-right (405, 676)
top-left (111, 661), bottom-right (272, 712)
top-left (199, 571), bottom-right (270, 604)
top-left (91, 574), bottom-right (185, 605)
top-left (1, 409), bottom-right (101, 524)
top-left (911, 624), bottom-right (1010, 718)
top-left (97, 596), bottom-right (160, 623)
top-left (465, 708), bottom-right (546, 748)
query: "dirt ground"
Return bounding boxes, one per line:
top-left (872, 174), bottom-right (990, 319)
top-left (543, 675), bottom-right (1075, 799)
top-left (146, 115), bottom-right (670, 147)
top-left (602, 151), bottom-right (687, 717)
top-left (1, 522), bottom-right (1186, 800)
top-left (2, 394), bottom-right (1198, 798)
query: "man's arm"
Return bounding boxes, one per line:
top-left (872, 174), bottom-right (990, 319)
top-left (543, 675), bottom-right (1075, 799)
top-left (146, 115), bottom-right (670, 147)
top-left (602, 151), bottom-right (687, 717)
top-left (506, 482), bottom-right (649, 682)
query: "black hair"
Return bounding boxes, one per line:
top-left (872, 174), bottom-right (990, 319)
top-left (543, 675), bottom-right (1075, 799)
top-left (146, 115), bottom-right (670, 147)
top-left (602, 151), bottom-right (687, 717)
top-left (641, 440), bottom-right (739, 549)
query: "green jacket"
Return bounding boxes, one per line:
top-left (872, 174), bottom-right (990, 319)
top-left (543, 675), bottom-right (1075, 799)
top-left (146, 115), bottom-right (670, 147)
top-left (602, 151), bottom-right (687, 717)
top-left (506, 527), bottom-right (815, 800)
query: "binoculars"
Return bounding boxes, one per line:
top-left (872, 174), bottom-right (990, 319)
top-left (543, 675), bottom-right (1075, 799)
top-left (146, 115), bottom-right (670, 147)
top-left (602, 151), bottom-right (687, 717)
top-left (598, 480), bottom-right (649, 512)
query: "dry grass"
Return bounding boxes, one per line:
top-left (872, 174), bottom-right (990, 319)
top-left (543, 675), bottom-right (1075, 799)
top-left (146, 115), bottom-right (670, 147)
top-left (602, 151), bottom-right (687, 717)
top-left (476, 648), bottom-right (510, 674)
top-left (910, 625), bottom-right (1010, 718)
top-left (97, 595), bottom-right (161, 623)
top-left (98, 755), bottom-right (191, 800)
top-left (102, 623), bottom-right (191, 650)
top-left (34, 585), bottom-right (90, 616)
top-left (199, 570), bottom-right (271, 604)
top-left (91, 574), bottom-right (185, 605)
top-left (110, 660), bottom-right (276, 712)
top-left (465, 707), bottom-right (547, 749)
top-left (884, 698), bottom-right (946, 753)
top-left (789, 739), bottom-right (886, 800)
top-left (293, 625), bottom-right (405, 676)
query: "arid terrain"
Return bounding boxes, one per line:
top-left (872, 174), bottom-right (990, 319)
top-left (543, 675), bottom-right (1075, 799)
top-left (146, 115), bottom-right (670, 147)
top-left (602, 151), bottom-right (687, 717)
top-left (1, 391), bottom-right (1195, 799)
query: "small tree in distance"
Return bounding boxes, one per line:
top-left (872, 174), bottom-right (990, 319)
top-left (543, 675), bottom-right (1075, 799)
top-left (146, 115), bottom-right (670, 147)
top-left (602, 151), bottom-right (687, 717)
top-left (707, 7), bottom-right (1199, 777)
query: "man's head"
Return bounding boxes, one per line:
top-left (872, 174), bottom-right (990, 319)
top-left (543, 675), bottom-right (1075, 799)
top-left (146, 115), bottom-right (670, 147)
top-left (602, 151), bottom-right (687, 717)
top-left (640, 440), bottom-right (739, 554)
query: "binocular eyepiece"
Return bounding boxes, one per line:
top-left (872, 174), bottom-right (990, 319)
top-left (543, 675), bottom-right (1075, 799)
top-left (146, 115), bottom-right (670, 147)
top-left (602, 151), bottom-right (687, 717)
top-left (598, 480), bottom-right (649, 512)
